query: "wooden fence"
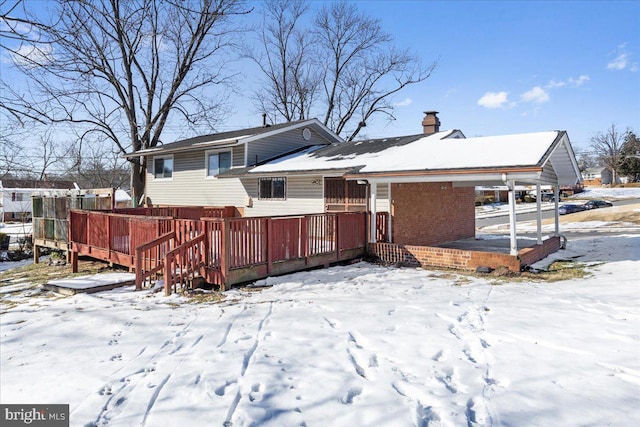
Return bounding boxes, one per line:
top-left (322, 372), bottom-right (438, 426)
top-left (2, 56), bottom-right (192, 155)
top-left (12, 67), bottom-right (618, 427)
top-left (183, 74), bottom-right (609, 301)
top-left (31, 190), bottom-right (115, 258)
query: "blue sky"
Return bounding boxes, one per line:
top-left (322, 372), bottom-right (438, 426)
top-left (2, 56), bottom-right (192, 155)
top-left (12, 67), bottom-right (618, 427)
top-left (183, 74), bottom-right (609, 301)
top-left (2, 0), bottom-right (639, 154)
top-left (225, 0), bottom-right (640, 151)
top-left (332, 0), bottom-right (640, 150)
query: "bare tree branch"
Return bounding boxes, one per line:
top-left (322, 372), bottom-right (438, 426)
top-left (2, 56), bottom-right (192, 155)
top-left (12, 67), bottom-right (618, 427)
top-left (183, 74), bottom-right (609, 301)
top-left (590, 123), bottom-right (627, 185)
top-left (3, 0), bottom-right (250, 202)
top-left (252, 0), bottom-right (435, 141)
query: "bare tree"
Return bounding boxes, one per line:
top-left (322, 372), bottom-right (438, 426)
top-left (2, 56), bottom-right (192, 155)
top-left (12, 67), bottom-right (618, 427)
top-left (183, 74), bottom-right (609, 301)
top-left (575, 149), bottom-right (598, 172)
top-left (252, 1), bottom-right (435, 141)
top-left (590, 124), bottom-right (627, 185)
top-left (5, 0), bottom-right (249, 204)
top-left (0, 0), bottom-right (53, 124)
top-left (251, 0), bottom-right (320, 123)
top-left (0, 122), bottom-right (27, 179)
top-left (71, 141), bottom-right (130, 189)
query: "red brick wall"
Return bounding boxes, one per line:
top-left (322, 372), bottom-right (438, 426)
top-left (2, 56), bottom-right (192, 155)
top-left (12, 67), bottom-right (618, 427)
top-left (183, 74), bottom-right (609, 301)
top-left (519, 236), bottom-right (562, 267)
top-left (391, 182), bottom-right (475, 246)
top-left (368, 243), bottom-right (521, 272)
top-left (368, 236), bottom-right (562, 273)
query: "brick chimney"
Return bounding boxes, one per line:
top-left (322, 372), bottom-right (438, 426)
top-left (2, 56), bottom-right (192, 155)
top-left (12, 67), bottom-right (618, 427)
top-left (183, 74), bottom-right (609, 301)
top-left (422, 111), bottom-right (440, 135)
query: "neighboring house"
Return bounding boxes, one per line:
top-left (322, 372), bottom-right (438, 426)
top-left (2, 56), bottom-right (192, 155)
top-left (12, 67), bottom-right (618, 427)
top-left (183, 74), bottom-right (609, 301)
top-left (0, 179), bottom-right (78, 222)
top-left (582, 167), bottom-right (603, 185)
top-left (582, 167), bottom-right (620, 186)
top-left (129, 112), bottom-right (582, 257)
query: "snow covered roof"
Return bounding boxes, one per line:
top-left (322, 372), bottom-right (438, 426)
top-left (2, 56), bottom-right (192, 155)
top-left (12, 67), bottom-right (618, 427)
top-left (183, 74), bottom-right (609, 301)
top-left (223, 129), bottom-right (582, 186)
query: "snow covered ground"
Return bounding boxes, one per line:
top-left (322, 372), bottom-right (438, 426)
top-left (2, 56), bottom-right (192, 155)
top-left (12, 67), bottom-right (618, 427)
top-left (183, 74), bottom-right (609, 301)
top-left (572, 187), bottom-right (640, 200)
top-left (1, 233), bottom-right (639, 427)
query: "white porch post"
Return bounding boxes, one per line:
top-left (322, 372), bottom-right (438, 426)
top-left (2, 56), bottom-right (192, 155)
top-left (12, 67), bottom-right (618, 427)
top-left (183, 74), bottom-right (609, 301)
top-left (507, 179), bottom-right (518, 255)
top-left (554, 183), bottom-right (560, 237)
top-left (387, 183), bottom-right (392, 243)
top-left (536, 183), bottom-right (542, 244)
top-left (370, 181), bottom-right (377, 243)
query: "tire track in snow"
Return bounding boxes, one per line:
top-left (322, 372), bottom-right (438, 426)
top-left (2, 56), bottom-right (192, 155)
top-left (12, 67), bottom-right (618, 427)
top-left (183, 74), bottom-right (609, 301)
top-left (223, 302), bottom-right (273, 427)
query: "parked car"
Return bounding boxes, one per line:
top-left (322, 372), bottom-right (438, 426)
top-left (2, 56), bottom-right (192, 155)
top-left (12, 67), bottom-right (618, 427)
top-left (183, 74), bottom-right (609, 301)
top-left (582, 200), bottom-right (613, 210)
top-left (559, 204), bottom-right (586, 215)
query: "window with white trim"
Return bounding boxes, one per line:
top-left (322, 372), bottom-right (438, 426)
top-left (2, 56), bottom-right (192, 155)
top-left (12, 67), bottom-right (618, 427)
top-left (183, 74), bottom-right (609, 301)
top-left (207, 150), bottom-right (232, 177)
top-left (259, 177), bottom-right (286, 200)
top-left (153, 155), bottom-right (173, 179)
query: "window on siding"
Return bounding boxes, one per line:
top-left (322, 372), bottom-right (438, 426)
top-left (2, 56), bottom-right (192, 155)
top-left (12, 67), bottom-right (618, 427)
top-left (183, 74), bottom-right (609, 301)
top-left (11, 192), bottom-right (26, 202)
top-left (207, 151), bottom-right (232, 177)
top-left (153, 156), bottom-right (173, 179)
top-left (259, 177), bottom-right (286, 200)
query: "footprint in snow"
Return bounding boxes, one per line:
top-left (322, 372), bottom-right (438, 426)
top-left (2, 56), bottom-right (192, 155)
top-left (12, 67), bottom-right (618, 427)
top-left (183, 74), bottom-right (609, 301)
top-left (341, 387), bottom-right (362, 405)
top-left (248, 383), bottom-right (264, 402)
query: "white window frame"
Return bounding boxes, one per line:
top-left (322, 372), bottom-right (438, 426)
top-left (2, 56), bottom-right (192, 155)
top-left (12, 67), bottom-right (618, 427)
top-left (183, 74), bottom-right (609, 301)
top-left (258, 177), bottom-right (287, 201)
top-left (153, 155), bottom-right (174, 180)
top-left (205, 149), bottom-right (233, 178)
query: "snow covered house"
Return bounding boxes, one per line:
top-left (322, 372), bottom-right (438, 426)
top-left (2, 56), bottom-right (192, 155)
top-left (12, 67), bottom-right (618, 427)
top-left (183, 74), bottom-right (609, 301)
top-left (127, 112), bottom-right (582, 273)
top-left (0, 179), bottom-right (77, 222)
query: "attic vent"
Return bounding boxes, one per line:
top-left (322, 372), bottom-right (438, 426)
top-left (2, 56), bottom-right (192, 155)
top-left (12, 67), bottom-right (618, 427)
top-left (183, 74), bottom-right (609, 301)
top-left (302, 128), bottom-right (311, 141)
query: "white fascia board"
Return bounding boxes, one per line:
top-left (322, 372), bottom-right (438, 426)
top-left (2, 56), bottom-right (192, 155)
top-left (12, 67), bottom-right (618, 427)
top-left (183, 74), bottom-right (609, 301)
top-left (125, 136), bottom-right (242, 158)
top-left (363, 171), bottom-right (547, 185)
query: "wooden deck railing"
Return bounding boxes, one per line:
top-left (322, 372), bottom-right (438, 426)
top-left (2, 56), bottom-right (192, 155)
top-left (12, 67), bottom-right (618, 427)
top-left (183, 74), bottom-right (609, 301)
top-left (164, 233), bottom-right (208, 295)
top-left (193, 212), bottom-right (367, 293)
top-left (70, 209), bottom-right (174, 271)
top-left (112, 206), bottom-right (236, 219)
top-left (70, 209), bottom-right (371, 295)
top-left (135, 231), bottom-right (176, 290)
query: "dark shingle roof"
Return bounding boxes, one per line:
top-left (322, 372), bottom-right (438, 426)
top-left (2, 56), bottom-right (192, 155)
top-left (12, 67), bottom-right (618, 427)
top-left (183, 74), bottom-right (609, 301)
top-left (308, 133), bottom-right (425, 159)
top-left (151, 120), bottom-right (312, 152)
top-left (1, 179), bottom-right (76, 189)
top-left (218, 133), bottom-right (427, 177)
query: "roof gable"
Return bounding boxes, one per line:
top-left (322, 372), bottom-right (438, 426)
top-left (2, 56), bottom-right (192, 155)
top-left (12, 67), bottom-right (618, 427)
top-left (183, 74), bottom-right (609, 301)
top-left (127, 118), bottom-right (342, 157)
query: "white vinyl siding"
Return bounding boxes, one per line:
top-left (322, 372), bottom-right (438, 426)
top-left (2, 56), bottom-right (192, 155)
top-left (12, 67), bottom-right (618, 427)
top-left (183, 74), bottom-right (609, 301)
top-left (145, 150), bottom-right (248, 207)
top-left (246, 127), bottom-right (327, 166)
top-left (241, 175), bottom-right (324, 217)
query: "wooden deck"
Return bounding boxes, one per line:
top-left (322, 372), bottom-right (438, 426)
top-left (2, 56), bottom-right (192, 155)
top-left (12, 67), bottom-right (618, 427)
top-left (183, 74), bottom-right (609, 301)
top-left (69, 208), bottom-right (382, 295)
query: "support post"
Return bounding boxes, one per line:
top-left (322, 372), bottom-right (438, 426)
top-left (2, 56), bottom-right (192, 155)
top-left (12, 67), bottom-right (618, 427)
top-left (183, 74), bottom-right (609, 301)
top-left (387, 183), bottom-right (392, 243)
top-left (507, 180), bottom-right (518, 256)
top-left (554, 184), bottom-right (560, 237)
top-left (369, 182), bottom-right (377, 243)
top-left (536, 183), bottom-right (542, 244)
